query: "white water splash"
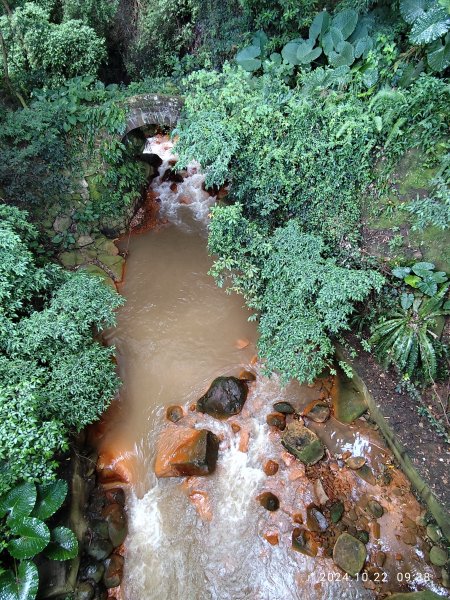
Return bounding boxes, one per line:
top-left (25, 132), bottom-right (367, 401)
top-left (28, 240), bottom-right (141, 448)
top-left (144, 136), bottom-right (215, 229)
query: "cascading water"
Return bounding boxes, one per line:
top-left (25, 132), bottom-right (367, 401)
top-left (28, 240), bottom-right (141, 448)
top-left (99, 136), bottom-right (445, 600)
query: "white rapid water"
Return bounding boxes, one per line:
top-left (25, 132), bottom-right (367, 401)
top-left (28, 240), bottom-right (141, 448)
top-left (100, 135), bottom-right (444, 600)
top-left (144, 136), bottom-right (215, 228)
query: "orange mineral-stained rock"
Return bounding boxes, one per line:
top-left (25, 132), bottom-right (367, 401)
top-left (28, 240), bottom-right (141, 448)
top-left (189, 490), bottom-right (213, 521)
top-left (235, 338), bottom-right (250, 349)
top-left (264, 531), bottom-right (279, 546)
top-left (154, 427), bottom-right (219, 478)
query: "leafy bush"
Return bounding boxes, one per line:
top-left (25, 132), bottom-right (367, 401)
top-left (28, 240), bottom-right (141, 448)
top-left (0, 480), bottom-right (78, 600)
top-left (0, 3), bottom-right (106, 94)
top-left (209, 207), bottom-right (384, 382)
top-left (175, 65), bottom-right (381, 246)
top-left (0, 206), bottom-right (124, 492)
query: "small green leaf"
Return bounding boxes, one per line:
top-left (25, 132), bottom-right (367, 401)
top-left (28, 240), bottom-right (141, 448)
top-left (31, 480), bottom-right (67, 521)
top-left (374, 116), bottom-right (383, 132)
top-left (362, 68), bottom-right (379, 88)
top-left (45, 527), bottom-right (78, 561)
top-left (8, 518), bottom-right (50, 559)
top-left (0, 483), bottom-right (36, 521)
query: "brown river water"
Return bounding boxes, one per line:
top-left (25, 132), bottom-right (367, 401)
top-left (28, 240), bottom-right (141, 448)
top-left (97, 136), bottom-right (446, 600)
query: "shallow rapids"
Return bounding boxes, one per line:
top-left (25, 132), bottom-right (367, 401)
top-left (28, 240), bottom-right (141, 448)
top-left (99, 136), bottom-right (445, 600)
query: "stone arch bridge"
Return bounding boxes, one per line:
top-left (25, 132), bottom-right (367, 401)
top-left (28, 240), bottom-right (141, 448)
top-left (124, 94), bottom-right (184, 134)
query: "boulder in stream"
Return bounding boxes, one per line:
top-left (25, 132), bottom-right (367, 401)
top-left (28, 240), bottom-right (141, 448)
top-left (333, 532), bottom-right (366, 577)
top-left (281, 422), bottom-right (324, 466)
top-left (155, 427), bottom-right (219, 477)
top-left (197, 377), bottom-right (248, 418)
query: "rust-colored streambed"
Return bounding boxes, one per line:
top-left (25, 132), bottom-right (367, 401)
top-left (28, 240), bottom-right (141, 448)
top-left (95, 137), bottom-right (445, 599)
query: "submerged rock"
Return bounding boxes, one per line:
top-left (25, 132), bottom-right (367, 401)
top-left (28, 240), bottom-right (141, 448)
top-left (292, 527), bottom-right (318, 557)
top-left (239, 369), bottom-right (256, 381)
top-left (81, 561), bottom-right (105, 584)
top-left (75, 582), bottom-right (95, 600)
top-left (263, 460), bottom-right (279, 476)
top-left (86, 537), bottom-right (113, 561)
top-left (366, 499), bottom-right (384, 519)
top-left (303, 401), bottom-right (330, 423)
top-left (102, 503), bottom-right (127, 548)
top-left (345, 456), bottom-right (366, 470)
top-left (257, 492), bottom-right (280, 512)
top-left (273, 401), bottom-right (295, 414)
top-left (430, 546), bottom-right (448, 566)
top-left (266, 412), bottom-right (286, 430)
top-left (333, 533), bottom-right (366, 577)
top-left (155, 427), bottom-right (219, 477)
top-left (281, 422), bottom-right (324, 466)
top-left (197, 377), bottom-right (248, 418)
top-left (166, 405), bottom-right (184, 423)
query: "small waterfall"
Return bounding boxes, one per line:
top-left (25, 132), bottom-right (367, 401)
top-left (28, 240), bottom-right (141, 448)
top-left (144, 136), bottom-right (215, 229)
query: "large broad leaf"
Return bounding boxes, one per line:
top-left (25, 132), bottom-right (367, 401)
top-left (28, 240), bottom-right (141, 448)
top-left (362, 67), bottom-right (379, 88)
top-left (412, 261), bottom-right (435, 273)
top-left (331, 9), bottom-right (358, 40)
top-left (252, 30), bottom-right (268, 52)
top-left (392, 266), bottom-right (411, 279)
top-left (401, 293), bottom-right (415, 310)
top-left (0, 484), bottom-right (36, 522)
top-left (417, 275), bottom-right (438, 296)
top-left (400, 0), bottom-right (431, 24)
top-left (31, 480), bottom-right (67, 521)
top-left (282, 41), bottom-right (300, 65)
top-left (398, 60), bottom-right (425, 86)
top-left (410, 6), bottom-right (450, 44)
top-left (427, 34), bottom-right (450, 71)
top-left (8, 518), bottom-right (50, 559)
top-left (236, 45), bottom-right (261, 72)
top-left (405, 274), bottom-right (421, 288)
top-left (309, 11), bottom-right (330, 42)
top-left (354, 36), bottom-right (373, 59)
top-left (0, 562), bottom-right (39, 600)
top-left (329, 41), bottom-right (355, 67)
top-left (297, 40), bottom-right (323, 64)
top-left (45, 527), bottom-right (78, 561)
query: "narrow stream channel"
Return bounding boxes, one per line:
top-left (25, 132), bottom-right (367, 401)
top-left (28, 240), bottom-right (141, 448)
top-left (98, 136), bottom-right (445, 599)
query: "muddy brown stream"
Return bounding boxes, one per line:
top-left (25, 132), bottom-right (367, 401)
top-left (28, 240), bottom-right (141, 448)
top-left (97, 137), bottom-right (445, 600)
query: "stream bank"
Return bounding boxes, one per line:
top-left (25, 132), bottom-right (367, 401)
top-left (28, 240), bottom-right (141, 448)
top-left (77, 136), bottom-right (448, 599)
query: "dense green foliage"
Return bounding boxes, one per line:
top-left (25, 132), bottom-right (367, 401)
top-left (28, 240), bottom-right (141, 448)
top-left (209, 208), bottom-right (383, 382)
top-left (0, 206), bottom-right (123, 494)
top-left (0, 480), bottom-right (77, 600)
top-left (0, 2), bottom-right (106, 95)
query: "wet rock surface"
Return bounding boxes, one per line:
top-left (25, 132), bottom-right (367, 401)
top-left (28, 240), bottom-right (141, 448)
top-left (281, 421), bottom-right (325, 466)
top-left (266, 412), bottom-right (286, 430)
top-left (166, 405), bottom-right (184, 422)
top-left (292, 527), bottom-right (318, 557)
top-left (333, 532), bottom-right (367, 576)
top-left (154, 427), bottom-right (219, 477)
top-left (257, 492), bottom-right (280, 512)
top-left (197, 376), bottom-right (248, 418)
